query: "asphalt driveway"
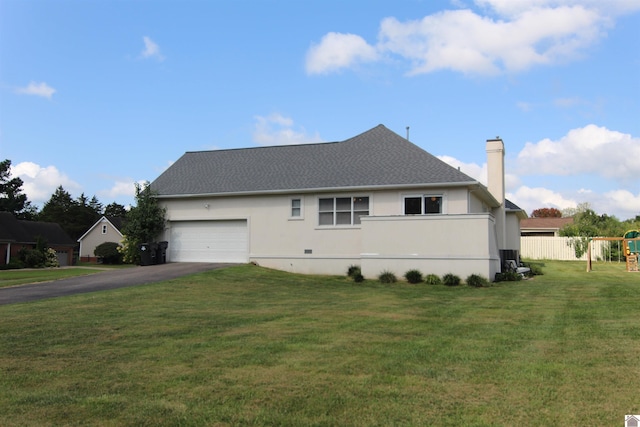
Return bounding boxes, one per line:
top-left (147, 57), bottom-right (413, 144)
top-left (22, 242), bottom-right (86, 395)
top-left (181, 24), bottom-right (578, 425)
top-left (0, 262), bottom-right (235, 305)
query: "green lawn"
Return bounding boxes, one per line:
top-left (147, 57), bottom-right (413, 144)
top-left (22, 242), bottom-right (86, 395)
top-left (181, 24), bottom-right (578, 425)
top-left (0, 267), bottom-right (109, 288)
top-left (1, 261), bottom-right (639, 426)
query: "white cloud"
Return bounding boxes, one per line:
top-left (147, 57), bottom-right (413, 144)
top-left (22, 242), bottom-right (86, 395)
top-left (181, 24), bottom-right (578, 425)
top-left (306, 1), bottom-right (631, 76)
top-left (11, 162), bottom-right (81, 204)
top-left (15, 82), bottom-right (56, 99)
top-left (438, 155), bottom-right (521, 190)
top-left (252, 114), bottom-right (323, 146)
top-left (602, 189), bottom-right (640, 219)
top-left (98, 180), bottom-right (138, 200)
top-left (306, 32), bottom-right (378, 75)
top-left (475, 0), bottom-right (640, 17)
top-left (516, 124), bottom-right (640, 181)
top-left (508, 185), bottom-right (578, 213)
top-left (141, 36), bottom-right (165, 61)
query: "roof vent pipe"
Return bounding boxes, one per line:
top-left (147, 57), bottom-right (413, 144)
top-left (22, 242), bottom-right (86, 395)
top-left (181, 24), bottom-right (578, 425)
top-left (406, 126), bottom-right (410, 141)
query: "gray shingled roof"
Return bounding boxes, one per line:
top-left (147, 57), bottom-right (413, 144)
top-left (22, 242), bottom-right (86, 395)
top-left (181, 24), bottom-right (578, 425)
top-left (151, 124), bottom-right (479, 197)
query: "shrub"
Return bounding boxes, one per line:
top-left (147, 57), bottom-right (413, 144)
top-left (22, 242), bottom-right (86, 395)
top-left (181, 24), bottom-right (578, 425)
top-left (378, 270), bottom-right (397, 284)
top-left (353, 273), bottom-right (364, 283)
top-left (442, 273), bottom-right (461, 287)
top-left (44, 248), bottom-right (59, 268)
top-left (347, 265), bottom-right (361, 278)
top-left (494, 271), bottom-right (522, 282)
top-left (18, 248), bottom-right (46, 268)
top-left (0, 260), bottom-right (23, 270)
top-left (526, 262), bottom-right (544, 276)
top-left (404, 269), bottom-right (423, 284)
top-left (95, 242), bottom-right (123, 264)
top-left (424, 274), bottom-right (442, 286)
top-left (466, 274), bottom-right (489, 288)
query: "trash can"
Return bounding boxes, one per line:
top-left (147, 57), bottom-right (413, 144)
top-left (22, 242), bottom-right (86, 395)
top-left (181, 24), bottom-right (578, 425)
top-left (150, 242), bottom-right (158, 264)
top-left (139, 243), bottom-right (153, 266)
top-left (156, 241), bottom-right (168, 264)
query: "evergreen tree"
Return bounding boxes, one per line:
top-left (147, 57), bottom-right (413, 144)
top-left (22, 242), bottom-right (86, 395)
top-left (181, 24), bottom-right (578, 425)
top-left (121, 182), bottom-right (166, 264)
top-left (39, 187), bottom-right (102, 240)
top-left (104, 202), bottom-right (128, 218)
top-left (0, 159), bottom-right (36, 219)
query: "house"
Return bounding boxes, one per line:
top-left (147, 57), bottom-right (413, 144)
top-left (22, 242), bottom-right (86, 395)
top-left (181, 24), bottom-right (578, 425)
top-left (150, 125), bottom-right (526, 280)
top-left (77, 216), bottom-right (125, 262)
top-left (520, 217), bottom-right (573, 237)
top-left (0, 211), bottom-right (76, 266)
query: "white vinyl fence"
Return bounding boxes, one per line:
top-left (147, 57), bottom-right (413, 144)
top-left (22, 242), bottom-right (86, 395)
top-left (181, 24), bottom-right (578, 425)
top-left (521, 236), bottom-right (614, 261)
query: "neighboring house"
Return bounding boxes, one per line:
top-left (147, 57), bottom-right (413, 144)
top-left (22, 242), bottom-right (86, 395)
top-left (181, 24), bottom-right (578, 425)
top-left (77, 216), bottom-right (125, 262)
top-left (520, 217), bottom-right (573, 237)
top-left (150, 124), bottom-right (526, 280)
top-left (0, 211), bottom-right (76, 266)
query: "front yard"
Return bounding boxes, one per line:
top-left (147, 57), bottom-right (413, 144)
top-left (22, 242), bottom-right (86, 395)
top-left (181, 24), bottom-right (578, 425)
top-left (0, 261), bottom-right (638, 425)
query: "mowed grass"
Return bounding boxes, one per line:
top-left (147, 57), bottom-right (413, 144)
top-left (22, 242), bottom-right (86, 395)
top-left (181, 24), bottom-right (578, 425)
top-left (0, 267), bottom-right (108, 288)
top-left (1, 261), bottom-right (639, 426)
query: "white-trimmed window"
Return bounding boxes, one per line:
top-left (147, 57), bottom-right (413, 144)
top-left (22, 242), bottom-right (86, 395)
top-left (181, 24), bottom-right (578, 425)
top-left (403, 195), bottom-right (443, 215)
top-left (318, 196), bottom-right (369, 226)
top-left (102, 224), bottom-right (108, 234)
top-left (290, 197), bottom-right (303, 218)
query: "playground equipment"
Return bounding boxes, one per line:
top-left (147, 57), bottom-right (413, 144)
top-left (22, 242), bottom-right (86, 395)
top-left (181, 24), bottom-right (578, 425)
top-left (586, 230), bottom-right (640, 272)
top-left (624, 230), bottom-right (640, 272)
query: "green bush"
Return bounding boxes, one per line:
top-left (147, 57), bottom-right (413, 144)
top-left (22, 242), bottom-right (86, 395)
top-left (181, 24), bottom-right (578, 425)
top-left (378, 270), bottom-right (397, 284)
top-left (494, 271), bottom-right (522, 282)
top-left (44, 248), bottom-right (59, 268)
top-left (95, 242), bottom-right (123, 264)
top-left (526, 262), bottom-right (544, 276)
top-left (353, 273), bottom-right (364, 283)
top-left (18, 248), bottom-right (46, 268)
top-left (347, 265), bottom-right (361, 278)
top-left (466, 274), bottom-right (489, 287)
top-left (0, 260), bottom-right (23, 270)
top-left (424, 274), bottom-right (442, 285)
top-left (443, 273), bottom-right (461, 287)
top-left (404, 269), bottom-right (423, 284)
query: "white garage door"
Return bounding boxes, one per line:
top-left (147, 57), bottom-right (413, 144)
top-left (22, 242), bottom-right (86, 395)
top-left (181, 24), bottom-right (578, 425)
top-left (169, 220), bottom-right (248, 263)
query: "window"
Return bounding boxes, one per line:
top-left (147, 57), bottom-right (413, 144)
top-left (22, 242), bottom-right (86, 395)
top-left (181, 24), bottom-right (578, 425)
top-left (291, 198), bottom-right (302, 218)
top-left (318, 196), bottom-right (369, 226)
top-left (102, 224), bottom-right (108, 234)
top-left (403, 195), bottom-right (443, 215)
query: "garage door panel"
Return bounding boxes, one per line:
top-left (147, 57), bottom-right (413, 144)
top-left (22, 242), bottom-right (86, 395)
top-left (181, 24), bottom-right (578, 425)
top-left (169, 220), bottom-right (248, 263)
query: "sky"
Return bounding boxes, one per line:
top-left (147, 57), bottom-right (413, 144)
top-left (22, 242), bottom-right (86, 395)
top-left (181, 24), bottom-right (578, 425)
top-left (1, 0), bottom-right (639, 219)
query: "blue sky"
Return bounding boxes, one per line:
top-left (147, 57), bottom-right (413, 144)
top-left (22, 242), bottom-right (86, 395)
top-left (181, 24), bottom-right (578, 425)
top-left (1, 0), bottom-right (639, 219)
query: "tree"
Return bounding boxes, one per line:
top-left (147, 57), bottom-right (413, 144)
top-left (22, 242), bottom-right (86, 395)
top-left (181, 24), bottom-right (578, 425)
top-left (104, 202), bottom-right (128, 218)
top-left (39, 187), bottom-right (102, 240)
top-left (530, 207), bottom-right (562, 218)
top-left (0, 159), bottom-right (36, 219)
top-left (120, 182), bottom-right (166, 264)
top-left (560, 207), bottom-right (625, 258)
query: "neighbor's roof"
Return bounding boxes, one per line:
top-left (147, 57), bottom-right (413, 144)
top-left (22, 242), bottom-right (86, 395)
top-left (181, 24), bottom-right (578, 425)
top-left (77, 215), bottom-right (125, 243)
top-left (0, 211), bottom-right (76, 245)
top-left (151, 124), bottom-right (484, 197)
top-left (520, 217), bottom-right (573, 230)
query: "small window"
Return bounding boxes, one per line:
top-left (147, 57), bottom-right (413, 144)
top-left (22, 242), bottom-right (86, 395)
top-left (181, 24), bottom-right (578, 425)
top-left (425, 196), bottom-right (442, 214)
top-left (102, 225), bottom-right (107, 234)
top-left (291, 198), bottom-right (302, 217)
top-left (404, 197), bottom-right (422, 215)
top-left (403, 195), bottom-right (443, 215)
